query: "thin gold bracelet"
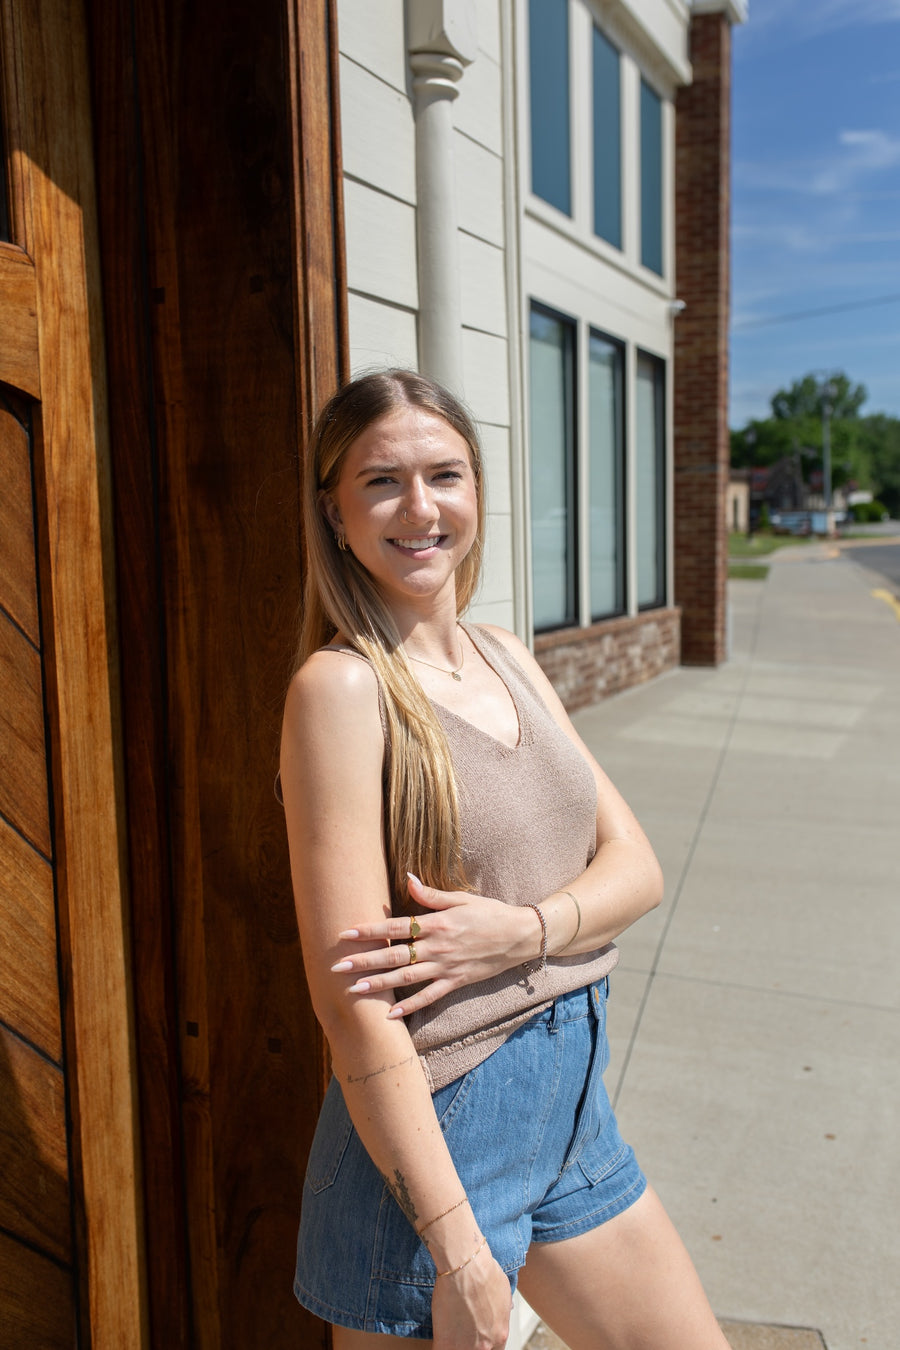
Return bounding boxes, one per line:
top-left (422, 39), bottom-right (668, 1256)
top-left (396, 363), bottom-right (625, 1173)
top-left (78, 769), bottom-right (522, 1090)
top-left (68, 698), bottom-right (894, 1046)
top-left (557, 890), bottom-right (582, 952)
top-left (435, 1234), bottom-right (487, 1278)
top-left (416, 1196), bottom-right (468, 1237)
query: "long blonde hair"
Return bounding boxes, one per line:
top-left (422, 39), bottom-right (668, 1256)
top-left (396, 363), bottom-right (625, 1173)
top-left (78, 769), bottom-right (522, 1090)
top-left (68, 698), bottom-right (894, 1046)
top-left (297, 370), bottom-right (486, 906)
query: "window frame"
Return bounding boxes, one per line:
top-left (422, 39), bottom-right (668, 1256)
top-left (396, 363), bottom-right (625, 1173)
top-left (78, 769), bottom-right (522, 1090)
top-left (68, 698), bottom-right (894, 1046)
top-left (528, 0), bottom-right (572, 217)
top-left (639, 76), bottom-right (664, 276)
top-left (591, 25), bottom-right (621, 250)
top-left (587, 326), bottom-right (627, 621)
top-left (635, 347), bottom-right (667, 610)
top-left (528, 299), bottom-right (579, 634)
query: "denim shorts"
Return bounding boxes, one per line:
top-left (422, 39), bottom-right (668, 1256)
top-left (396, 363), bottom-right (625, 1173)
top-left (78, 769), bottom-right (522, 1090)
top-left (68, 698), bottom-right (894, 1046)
top-left (294, 978), bottom-right (646, 1338)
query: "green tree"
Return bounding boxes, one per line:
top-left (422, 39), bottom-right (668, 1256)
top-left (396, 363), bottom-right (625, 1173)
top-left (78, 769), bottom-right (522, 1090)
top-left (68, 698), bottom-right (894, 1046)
top-left (857, 414), bottom-right (900, 516)
top-left (731, 370), bottom-right (884, 498)
top-left (771, 373), bottom-right (867, 422)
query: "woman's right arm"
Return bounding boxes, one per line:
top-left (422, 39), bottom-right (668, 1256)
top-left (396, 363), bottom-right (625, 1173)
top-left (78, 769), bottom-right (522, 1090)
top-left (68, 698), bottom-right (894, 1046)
top-left (280, 651), bottom-right (510, 1349)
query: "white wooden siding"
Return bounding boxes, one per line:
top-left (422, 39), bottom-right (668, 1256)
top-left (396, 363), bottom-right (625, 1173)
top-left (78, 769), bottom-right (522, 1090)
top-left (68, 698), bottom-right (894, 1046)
top-left (455, 134), bottom-right (505, 246)
top-left (337, 0), bottom-right (408, 92)
top-left (463, 329), bottom-right (511, 427)
top-left (460, 234), bottom-right (507, 339)
top-left (479, 423), bottom-right (513, 514)
top-left (340, 56), bottom-right (416, 203)
top-left (343, 179), bottom-right (418, 311)
top-left (347, 293), bottom-right (418, 376)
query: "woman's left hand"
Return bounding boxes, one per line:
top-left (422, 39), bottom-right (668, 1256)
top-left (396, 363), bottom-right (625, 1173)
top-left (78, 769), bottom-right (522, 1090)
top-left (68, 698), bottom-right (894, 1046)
top-left (330, 873), bottom-right (537, 1017)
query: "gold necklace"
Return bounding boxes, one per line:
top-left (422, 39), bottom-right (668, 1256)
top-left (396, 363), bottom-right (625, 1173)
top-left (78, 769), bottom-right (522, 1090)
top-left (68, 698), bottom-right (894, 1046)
top-left (405, 638), bottom-right (465, 682)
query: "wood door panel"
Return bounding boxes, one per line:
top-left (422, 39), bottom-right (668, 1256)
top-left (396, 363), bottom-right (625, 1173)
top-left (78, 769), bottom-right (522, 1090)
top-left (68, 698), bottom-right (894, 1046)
top-left (0, 814), bottom-right (61, 1060)
top-left (0, 248), bottom-right (40, 397)
top-left (0, 1230), bottom-right (75, 1349)
top-left (84, 0), bottom-right (345, 1341)
top-left (0, 610), bottom-right (50, 857)
top-left (0, 1027), bottom-right (71, 1263)
top-left (0, 395), bottom-right (40, 645)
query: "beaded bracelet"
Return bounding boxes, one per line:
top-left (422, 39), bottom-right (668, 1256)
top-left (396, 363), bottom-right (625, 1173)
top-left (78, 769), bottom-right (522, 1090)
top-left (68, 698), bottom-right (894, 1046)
top-left (523, 903), bottom-right (548, 974)
top-left (435, 1234), bottom-right (488, 1278)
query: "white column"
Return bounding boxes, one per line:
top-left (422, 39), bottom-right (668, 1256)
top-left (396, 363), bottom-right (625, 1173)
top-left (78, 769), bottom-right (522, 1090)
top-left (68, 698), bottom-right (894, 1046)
top-left (408, 0), bottom-right (478, 394)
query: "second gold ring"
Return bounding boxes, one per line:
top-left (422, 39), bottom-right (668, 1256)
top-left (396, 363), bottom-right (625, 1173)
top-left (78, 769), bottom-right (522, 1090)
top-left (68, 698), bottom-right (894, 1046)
top-left (407, 942), bottom-right (418, 965)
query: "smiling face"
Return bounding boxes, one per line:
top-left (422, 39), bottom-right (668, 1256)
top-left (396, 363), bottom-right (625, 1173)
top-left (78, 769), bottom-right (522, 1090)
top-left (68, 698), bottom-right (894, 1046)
top-left (321, 404), bottom-right (480, 614)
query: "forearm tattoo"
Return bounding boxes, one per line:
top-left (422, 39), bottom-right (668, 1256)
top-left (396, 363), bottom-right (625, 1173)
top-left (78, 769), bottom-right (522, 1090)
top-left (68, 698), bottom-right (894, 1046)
top-left (345, 1053), bottom-right (416, 1085)
top-left (386, 1168), bottom-right (418, 1227)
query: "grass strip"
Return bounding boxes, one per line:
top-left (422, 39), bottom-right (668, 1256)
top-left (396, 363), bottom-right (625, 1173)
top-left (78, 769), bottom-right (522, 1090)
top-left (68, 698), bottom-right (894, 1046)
top-left (728, 563), bottom-right (769, 581)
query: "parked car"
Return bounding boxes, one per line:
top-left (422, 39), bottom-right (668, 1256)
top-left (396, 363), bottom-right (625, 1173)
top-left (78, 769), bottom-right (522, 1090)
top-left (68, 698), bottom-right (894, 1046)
top-left (770, 511), bottom-right (812, 536)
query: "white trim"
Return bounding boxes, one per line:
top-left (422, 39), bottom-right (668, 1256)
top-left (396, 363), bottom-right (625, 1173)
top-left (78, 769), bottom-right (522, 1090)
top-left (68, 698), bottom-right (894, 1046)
top-left (500, 0), bottom-right (531, 643)
top-left (588, 0), bottom-right (692, 88)
top-left (624, 340), bottom-right (639, 616)
top-left (691, 0), bottom-right (748, 25)
top-left (525, 199), bottom-right (671, 300)
top-left (577, 321), bottom-right (592, 628)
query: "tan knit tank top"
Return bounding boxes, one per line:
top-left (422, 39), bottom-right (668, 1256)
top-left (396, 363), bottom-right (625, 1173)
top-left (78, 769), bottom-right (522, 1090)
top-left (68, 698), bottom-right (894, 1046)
top-left (321, 624), bottom-right (618, 1090)
top-left (405, 624), bottom-right (618, 1089)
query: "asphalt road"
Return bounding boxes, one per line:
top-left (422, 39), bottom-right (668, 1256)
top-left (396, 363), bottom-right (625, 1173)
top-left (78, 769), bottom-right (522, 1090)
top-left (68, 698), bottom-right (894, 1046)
top-left (841, 541), bottom-right (900, 592)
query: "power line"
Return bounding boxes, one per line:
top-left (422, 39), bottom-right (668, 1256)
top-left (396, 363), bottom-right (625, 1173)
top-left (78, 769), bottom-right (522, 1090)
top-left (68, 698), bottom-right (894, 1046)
top-left (732, 291), bottom-right (900, 332)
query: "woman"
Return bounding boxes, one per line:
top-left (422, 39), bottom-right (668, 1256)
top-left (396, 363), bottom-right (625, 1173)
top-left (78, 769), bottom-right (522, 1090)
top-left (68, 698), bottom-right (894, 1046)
top-left (280, 370), bottom-right (731, 1350)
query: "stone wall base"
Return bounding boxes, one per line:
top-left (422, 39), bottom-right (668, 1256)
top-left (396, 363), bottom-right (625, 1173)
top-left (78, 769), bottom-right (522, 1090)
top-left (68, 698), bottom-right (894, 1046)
top-left (534, 609), bottom-right (681, 712)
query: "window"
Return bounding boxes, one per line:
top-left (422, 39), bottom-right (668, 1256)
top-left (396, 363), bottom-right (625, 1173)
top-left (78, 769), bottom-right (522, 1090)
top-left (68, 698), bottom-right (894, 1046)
top-left (529, 304), bottom-right (577, 630)
top-left (592, 28), bottom-right (621, 249)
top-left (529, 0), bottom-right (571, 215)
top-left (640, 79), bottom-right (663, 275)
top-left (588, 331), bottom-right (625, 618)
top-left (635, 351), bottom-right (666, 608)
top-left (530, 306), bottom-right (664, 631)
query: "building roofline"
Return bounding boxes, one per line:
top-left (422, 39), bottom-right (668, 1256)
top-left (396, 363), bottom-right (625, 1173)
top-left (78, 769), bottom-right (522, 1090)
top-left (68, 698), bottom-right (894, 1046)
top-left (691, 0), bottom-right (749, 25)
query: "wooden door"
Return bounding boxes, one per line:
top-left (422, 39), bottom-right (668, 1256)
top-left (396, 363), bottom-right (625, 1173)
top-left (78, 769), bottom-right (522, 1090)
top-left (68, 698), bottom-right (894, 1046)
top-left (0, 2), bottom-right (145, 1346)
top-left (87, 0), bottom-right (346, 1345)
top-left (1, 0), bottom-right (346, 1345)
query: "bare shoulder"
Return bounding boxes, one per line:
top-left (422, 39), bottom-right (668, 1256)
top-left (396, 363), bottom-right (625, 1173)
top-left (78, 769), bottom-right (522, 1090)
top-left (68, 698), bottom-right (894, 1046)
top-left (286, 645), bottom-right (378, 713)
top-left (281, 647), bottom-right (383, 776)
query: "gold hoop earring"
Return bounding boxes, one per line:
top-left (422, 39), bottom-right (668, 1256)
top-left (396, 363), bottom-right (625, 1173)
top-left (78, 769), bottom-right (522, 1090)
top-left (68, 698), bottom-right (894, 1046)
top-left (336, 533), bottom-right (349, 552)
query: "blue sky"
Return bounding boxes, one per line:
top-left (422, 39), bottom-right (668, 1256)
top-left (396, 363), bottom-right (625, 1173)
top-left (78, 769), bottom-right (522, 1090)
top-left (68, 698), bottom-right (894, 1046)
top-left (729, 0), bottom-right (900, 428)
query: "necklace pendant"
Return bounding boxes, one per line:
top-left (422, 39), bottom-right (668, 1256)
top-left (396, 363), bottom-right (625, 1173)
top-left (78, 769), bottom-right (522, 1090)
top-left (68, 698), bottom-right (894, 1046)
top-left (451, 670), bottom-right (462, 682)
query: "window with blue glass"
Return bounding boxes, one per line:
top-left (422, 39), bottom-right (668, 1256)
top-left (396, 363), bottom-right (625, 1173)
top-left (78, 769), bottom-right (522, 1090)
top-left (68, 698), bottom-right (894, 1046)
top-left (588, 331), bottom-right (625, 618)
top-left (635, 351), bottom-right (666, 608)
top-left (592, 28), bottom-right (621, 249)
top-left (529, 304), bottom-right (577, 631)
top-left (529, 0), bottom-right (571, 215)
top-left (640, 79), bottom-right (663, 275)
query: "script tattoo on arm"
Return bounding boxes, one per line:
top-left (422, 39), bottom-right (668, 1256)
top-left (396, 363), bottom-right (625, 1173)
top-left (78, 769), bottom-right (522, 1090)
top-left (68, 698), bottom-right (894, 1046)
top-left (345, 1054), bottom-right (416, 1085)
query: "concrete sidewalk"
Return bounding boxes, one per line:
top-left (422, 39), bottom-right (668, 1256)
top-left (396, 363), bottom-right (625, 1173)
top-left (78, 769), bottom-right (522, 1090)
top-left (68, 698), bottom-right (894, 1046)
top-left (549, 543), bottom-right (900, 1350)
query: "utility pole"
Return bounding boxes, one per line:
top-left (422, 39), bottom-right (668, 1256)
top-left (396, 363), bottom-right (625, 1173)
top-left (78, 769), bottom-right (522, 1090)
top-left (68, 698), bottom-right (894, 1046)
top-left (821, 380), bottom-right (833, 511)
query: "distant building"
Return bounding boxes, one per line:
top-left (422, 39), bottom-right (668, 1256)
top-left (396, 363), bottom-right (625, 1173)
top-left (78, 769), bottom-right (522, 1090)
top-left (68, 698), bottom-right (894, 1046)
top-left (727, 470), bottom-right (751, 532)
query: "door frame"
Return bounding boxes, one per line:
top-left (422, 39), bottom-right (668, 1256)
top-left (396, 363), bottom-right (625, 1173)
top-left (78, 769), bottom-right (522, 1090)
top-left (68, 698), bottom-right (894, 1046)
top-left (1, 1), bottom-right (146, 1344)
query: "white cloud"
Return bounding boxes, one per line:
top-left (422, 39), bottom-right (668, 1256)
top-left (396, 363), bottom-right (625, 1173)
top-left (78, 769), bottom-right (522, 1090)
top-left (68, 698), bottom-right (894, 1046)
top-left (811, 130), bottom-right (900, 192)
top-left (736, 130), bottom-right (900, 202)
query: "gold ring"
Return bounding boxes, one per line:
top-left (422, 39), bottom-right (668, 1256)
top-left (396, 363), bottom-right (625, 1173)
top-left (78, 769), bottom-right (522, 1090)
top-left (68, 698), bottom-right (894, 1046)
top-left (409, 916), bottom-right (421, 940)
top-left (408, 942), bottom-right (418, 965)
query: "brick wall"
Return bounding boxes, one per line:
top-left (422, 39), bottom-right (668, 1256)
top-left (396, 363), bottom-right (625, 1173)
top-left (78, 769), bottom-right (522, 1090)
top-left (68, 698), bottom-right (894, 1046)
top-left (535, 609), bottom-right (681, 712)
top-left (673, 12), bottom-right (732, 665)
